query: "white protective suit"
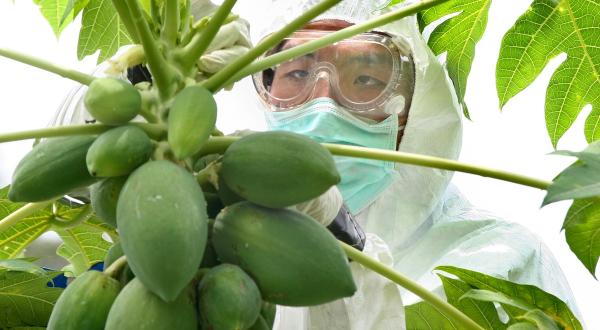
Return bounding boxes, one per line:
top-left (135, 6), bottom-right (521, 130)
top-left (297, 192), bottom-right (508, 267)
top-left (254, 0), bottom-right (580, 329)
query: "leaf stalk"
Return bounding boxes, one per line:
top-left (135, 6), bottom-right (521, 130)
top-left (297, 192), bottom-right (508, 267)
top-left (0, 48), bottom-right (95, 85)
top-left (340, 242), bottom-right (484, 330)
top-left (0, 201), bottom-right (54, 234)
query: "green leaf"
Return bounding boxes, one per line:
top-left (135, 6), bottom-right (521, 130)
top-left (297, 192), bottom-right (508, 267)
top-left (0, 187), bottom-right (53, 260)
top-left (55, 216), bottom-right (113, 276)
top-left (461, 290), bottom-right (560, 330)
top-left (436, 266), bottom-right (582, 330)
top-left (417, 0), bottom-right (493, 118)
top-left (439, 275), bottom-right (504, 329)
top-left (60, 0), bottom-right (91, 26)
top-left (543, 141), bottom-right (600, 205)
top-left (0, 258), bottom-right (47, 276)
top-left (0, 270), bottom-right (63, 328)
top-left (33, 0), bottom-right (73, 37)
top-left (405, 301), bottom-right (462, 330)
top-left (496, 0), bottom-right (600, 147)
top-left (562, 198), bottom-right (600, 276)
top-left (77, 0), bottom-right (133, 63)
top-left (507, 322), bottom-right (538, 330)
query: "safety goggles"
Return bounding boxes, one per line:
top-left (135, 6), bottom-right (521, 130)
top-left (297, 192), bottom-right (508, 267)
top-left (252, 30), bottom-right (414, 120)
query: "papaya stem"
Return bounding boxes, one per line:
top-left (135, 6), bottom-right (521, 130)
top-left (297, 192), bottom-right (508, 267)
top-left (177, 0), bottom-right (238, 72)
top-left (110, 0), bottom-right (141, 43)
top-left (104, 255), bottom-right (127, 279)
top-left (199, 0), bottom-right (343, 92)
top-left (162, 0), bottom-right (180, 46)
top-left (198, 137), bottom-right (552, 190)
top-left (49, 204), bottom-right (93, 230)
top-left (340, 242), bottom-right (484, 330)
top-left (124, 0), bottom-right (177, 100)
top-left (222, 0), bottom-right (448, 89)
top-left (0, 123), bottom-right (167, 143)
top-left (0, 201), bottom-right (54, 234)
top-left (0, 48), bottom-right (95, 85)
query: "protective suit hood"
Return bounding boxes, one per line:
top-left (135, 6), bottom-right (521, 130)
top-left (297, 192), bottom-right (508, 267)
top-left (254, 0), bottom-right (463, 252)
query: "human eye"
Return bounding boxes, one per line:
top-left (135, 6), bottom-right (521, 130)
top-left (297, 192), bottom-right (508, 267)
top-left (354, 75), bottom-right (385, 88)
top-left (285, 69), bottom-right (309, 80)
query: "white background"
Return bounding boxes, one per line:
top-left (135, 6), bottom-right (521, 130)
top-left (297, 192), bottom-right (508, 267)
top-left (0, 0), bottom-right (598, 328)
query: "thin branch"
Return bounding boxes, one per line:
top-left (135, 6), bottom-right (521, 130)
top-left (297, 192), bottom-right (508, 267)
top-left (222, 0), bottom-right (449, 89)
top-left (0, 123), bottom-right (167, 143)
top-left (0, 201), bottom-right (54, 234)
top-left (197, 137), bottom-right (552, 190)
top-left (0, 48), bottom-right (95, 85)
top-left (200, 0), bottom-right (343, 92)
top-left (340, 242), bottom-right (484, 330)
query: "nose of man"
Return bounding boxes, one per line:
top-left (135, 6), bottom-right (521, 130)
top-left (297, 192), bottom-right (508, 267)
top-left (311, 71), bottom-right (334, 100)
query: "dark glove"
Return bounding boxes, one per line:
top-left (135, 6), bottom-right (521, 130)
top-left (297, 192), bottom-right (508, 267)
top-left (327, 204), bottom-right (366, 251)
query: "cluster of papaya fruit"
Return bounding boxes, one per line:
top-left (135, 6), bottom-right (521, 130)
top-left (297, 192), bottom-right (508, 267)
top-left (8, 77), bottom-right (357, 329)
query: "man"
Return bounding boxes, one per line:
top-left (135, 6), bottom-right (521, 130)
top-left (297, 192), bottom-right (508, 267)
top-left (249, 0), bottom-right (579, 329)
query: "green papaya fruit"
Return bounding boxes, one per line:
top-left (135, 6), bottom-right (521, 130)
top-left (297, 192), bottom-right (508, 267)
top-left (217, 174), bottom-right (245, 206)
top-left (212, 202), bottom-right (356, 306)
top-left (47, 270), bottom-right (120, 330)
top-left (260, 301), bottom-right (276, 329)
top-left (168, 86), bottom-right (217, 159)
top-left (9, 136), bottom-right (96, 202)
top-left (84, 78), bottom-right (141, 125)
top-left (197, 264), bottom-right (262, 330)
top-left (86, 126), bottom-right (153, 177)
top-left (105, 278), bottom-right (197, 330)
top-left (221, 131), bottom-right (340, 208)
top-left (103, 241), bottom-right (135, 285)
top-left (248, 315), bottom-right (270, 330)
top-left (90, 176), bottom-right (127, 227)
top-left (117, 160), bottom-right (208, 302)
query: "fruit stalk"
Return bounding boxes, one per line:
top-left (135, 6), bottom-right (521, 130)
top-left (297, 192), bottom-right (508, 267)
top-left (0, 200), bottom-right (54, 233)
top-left (123, 0), bottom-right (177, 99)
top-left (0, 123), bottom-right (167, 143)
top-left (224, 0), bottom-right (449, 88)
top-left (200, 0), bottom-right (343, 92)
top-left (104, 255), bottom-right (128, 279)
top-left (0, 48), bottom-right (95, 85)
top-left (340, 242), bottom-right (484, 330)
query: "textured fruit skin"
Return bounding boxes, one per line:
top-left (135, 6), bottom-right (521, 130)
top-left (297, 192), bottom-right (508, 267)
top-left (47, 270), bottom-right (120, 330)
top-left (212, 202), bottom-right (356, 306)
top-left (90, 176), bottom-right (127, 227)
top-left (117, 160), bottom-right (208, 302)
top-left (105, 278), bottom-right (197, 330)
top-left (84, 78), bottom-right (141, 124)
top-left (197, 264), bottom-right (262, 330)
top-left (168, 86), bottom-right (217, 159)
top-left (86, 126), bottom-right (153, 177)
top-left (221, 131), bottom-right (340, 208)
top-left (9, 136), bottom-right (96, 202)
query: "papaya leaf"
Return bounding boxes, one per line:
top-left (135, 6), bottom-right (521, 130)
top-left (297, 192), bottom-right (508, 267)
top-left (55, 216), bottom-right (113, 277)
top-left (438, 275), bottom-right (503, 329)
top-left (562, 198), bottom-right (600, 277)
top-left (405, 301), bottom-right (462, 330)
top-left (506, 322), bottom-right (539, 330)
top-left (60, 0), bottom-right (90, 26)
top-left (436, 266), bottom-right (582, 330)
top-left (0, 270), bottom-right (63, 328)
top-left (543, 141), bottom-right (600, 205)
top-left (77, 0), bottom-right (133, 63)
top-left (0, 187), bottom-right (53, 260)
top-left (33, 0), bottom-right (73, 37)
top-left (496, 0), bottom-right (600, 147)
top-left (0, 258), bottom-right (47, 276)
top-left (417, 0), bottom-right (493, 118)
top-left (460, 290), bottom-right (560, 330)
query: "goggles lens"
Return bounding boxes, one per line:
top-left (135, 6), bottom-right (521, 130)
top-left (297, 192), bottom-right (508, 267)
top-left (252, 30), bottom-right (414, 119)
